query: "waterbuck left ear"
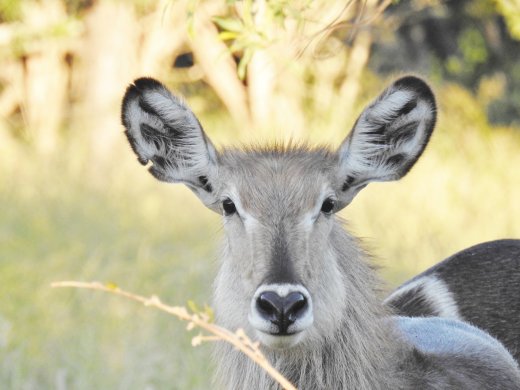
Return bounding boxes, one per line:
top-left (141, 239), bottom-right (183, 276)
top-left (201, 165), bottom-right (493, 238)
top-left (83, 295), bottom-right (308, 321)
top-left (336, 76), bottom-right (436, 206)
top-left (121, 78), bottom-right (219, 209)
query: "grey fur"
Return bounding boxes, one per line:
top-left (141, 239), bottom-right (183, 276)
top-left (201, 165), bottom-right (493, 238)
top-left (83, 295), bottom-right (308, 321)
top-left (387, 239), bottom-right (520, 363)
top-left (121, 77), bottom-right (520, 389)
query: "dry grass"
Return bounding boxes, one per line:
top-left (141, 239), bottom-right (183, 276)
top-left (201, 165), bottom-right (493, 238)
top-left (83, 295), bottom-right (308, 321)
top-left (51, 281), bottom-right (297, 390)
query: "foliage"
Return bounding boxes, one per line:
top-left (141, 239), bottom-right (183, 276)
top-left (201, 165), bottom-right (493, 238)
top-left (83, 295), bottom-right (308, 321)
top-left (208, 0), bottom-right (314, 79)
top-left (495, 0), bottom-right (520, 39)
top-left (370, 0), bottom-right (520, 125)
top-left (0, 0), bottom-right (22, 22)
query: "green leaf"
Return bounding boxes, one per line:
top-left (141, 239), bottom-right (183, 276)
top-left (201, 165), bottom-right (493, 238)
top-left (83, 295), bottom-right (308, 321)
top-left (187, 300), bottom-right (199, 313)
top-left (203, 305), bottom-right (215, 323)
top-left (218, 31), bottom-right (239, 41)
top-left (212, 16), bottom-right (244, 33)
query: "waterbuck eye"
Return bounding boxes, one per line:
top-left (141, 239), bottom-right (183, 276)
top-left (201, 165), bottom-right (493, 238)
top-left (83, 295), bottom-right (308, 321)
top-left (320, 198), bottom-right (335, 214)
top-left (222, 198), bottom-right (237, 216)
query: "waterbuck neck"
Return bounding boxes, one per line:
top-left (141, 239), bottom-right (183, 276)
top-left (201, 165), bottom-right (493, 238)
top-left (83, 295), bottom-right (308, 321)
top-left (212, 223), bottom-right (408, 390)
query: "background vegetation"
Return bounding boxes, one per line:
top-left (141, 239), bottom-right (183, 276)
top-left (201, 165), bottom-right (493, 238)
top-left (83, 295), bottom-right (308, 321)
top-left (1, 0), bottom-right (519, 388)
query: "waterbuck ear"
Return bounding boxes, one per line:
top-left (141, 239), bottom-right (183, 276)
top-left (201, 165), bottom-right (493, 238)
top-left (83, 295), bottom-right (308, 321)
top-left (336, 76), bottom-right (436, 206)
top-left (121, 78), bottom-right (219, 209)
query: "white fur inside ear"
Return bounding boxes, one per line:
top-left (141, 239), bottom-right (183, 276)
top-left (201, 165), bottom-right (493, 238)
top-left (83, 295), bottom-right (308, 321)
top-left (338, 85), bottom-right (435, 184)
top-left (366, 90), bottom-right (414, 123)
top-left (142, 87), bottom-right (200, 137)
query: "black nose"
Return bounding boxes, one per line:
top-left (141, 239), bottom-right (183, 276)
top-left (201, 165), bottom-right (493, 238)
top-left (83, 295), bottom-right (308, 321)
top-left (256, 291), bottom-right (308, 334)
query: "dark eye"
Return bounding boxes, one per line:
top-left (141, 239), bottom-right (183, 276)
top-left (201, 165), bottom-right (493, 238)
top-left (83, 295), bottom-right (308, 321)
top-left (222, 198), bottom-right (237, 216)
top-left (320, 198), bottom-right (335, 214)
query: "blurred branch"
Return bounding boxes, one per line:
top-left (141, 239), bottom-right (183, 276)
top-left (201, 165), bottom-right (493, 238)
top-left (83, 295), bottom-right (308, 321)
top-left (0, 0), bottom-right (396, 154)
top-left (0, 0), bottom-right (75, 155)
top-left (189, 3), bottom-right (252, 128)
top-left (299, 0), bottom-right (391, 52)
top-left (338, 3), bottom-right (377, 123)
top-left (495, 0), bottom-right (520, 40)
top-left (51, 280), bottom-right (297, 390)
top-left (204, 0), bottom-right (393, 134)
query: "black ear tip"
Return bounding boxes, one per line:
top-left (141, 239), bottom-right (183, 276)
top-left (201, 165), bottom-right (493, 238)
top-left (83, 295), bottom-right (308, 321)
top-left (393, 75), bottom-right (429, 89)
top-left (121, 77), bottom-right (166, 126)
top-left (393, 75), bottom-right (435, 106)
top-left (121, 84), bottom-right (139, 127)
top-left (133, 77), bottom-right (165, 92)
top-left (122, 77), bottom-right (163, 103)
top-left (122, 82), bottom-right (139, 106)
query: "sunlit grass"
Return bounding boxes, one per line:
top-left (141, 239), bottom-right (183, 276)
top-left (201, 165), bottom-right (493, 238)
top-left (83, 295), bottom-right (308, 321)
top-left (0, 154), bottom-right (219, 388)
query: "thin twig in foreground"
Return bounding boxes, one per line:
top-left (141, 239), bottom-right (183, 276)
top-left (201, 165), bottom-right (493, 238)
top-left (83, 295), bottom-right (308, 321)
top-left (51, 281), bottom-right (297, 390)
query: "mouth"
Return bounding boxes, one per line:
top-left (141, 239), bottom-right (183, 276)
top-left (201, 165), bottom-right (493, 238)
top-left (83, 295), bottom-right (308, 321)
top-left (255, 329), bottom-right (306, 349)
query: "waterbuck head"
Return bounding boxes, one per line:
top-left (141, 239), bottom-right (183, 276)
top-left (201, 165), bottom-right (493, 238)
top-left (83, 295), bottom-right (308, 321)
top-left (121, 76), bottom-right (436, 351)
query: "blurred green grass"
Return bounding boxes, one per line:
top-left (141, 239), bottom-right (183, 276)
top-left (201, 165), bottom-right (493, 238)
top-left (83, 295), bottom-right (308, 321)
top-left (0, 152), bottom-right (220, 388)
top-left (1, 81), bottom-right (519, 389)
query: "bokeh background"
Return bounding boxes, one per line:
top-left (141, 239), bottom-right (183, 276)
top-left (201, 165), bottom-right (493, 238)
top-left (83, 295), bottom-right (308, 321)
top-left (1, 0), bottom-right (519, 388)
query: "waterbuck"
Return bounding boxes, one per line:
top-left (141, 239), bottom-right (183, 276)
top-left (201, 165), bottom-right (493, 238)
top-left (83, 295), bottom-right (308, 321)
top-left (121, 76), bottom-right (520, 389)
top-left (386, 239), bottom-right (520, 363)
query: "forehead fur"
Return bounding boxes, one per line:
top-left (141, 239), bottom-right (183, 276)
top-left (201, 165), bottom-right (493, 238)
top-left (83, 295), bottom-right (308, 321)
top-left (217, 143), bottom-right (338, 217)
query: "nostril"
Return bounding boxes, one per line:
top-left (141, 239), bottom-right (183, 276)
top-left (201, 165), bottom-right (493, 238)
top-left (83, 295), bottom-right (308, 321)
top-left (255, 290), bottom-right (309, 333)
top-left (251, 287), bottom-right (313, 336)
top-left (285, 292), bottom-right (307, 321)
top-left (257, 292), bottom-right (283, 320)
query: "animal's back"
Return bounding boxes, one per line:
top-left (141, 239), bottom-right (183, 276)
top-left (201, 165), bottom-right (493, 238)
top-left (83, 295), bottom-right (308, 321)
top-left (387, 239), bottom-right (520, 362)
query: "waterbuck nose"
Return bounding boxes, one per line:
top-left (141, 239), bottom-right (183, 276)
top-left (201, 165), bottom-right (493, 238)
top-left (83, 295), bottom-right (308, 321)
top-left (256, 291), bottom-right (308, 334)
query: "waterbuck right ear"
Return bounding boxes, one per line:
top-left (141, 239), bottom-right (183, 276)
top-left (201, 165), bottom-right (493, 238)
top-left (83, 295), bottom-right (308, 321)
top-left (336, 76), bottom-right (437, 207)
top-left (121, 78), bottom-right (219, 209)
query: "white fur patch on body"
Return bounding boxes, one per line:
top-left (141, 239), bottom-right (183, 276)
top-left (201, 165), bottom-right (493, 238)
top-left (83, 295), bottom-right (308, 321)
top-left (385, 275), bottom-right (461, 320)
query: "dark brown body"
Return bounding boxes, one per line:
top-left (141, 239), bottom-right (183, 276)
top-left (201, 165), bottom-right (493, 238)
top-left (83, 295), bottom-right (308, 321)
top-left (386, 239), bottom-right (520, 362)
